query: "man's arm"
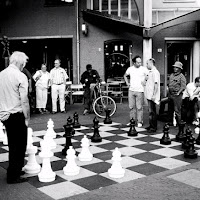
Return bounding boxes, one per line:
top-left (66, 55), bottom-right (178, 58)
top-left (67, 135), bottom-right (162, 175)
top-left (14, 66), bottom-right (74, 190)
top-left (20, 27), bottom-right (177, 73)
top-left (124, 72), bottom-right (130, 87)
top-left (19, 77), bottom-right (30, 126)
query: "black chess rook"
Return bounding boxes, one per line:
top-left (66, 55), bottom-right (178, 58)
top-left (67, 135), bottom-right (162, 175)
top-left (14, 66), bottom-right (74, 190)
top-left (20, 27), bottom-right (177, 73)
top-left (182, 126), bottom-right (191, 149)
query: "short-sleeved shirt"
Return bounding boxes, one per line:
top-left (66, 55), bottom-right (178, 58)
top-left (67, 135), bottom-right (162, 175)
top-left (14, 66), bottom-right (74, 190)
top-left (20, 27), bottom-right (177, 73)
top-left (0, 64), bottom-right (28, 120)
top-left (125, 65), bottom-right (149, 92)
top-left (50, 67), bottom-right (68, 85)
top-left (168, 72), bottom-right (186, 95)
top-left (182, 82), bottom-right (200, 100)
top-left (144, 66), bottom-right (160, 104)
top-left (33, 70), bottom-right (50, 88)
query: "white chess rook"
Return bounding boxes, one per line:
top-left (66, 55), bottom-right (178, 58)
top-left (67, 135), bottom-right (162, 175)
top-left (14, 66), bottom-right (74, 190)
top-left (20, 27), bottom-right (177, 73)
top-left (63, 146), bottom-right (80, 176)
top-left (24, 145), bottom-right (41, 174)
top-left (78, 135), bottom-right (93, 161)
top-left (108, 147), bottom-right (125, 178)
top-left (38, 140), bottom-right (56, 182)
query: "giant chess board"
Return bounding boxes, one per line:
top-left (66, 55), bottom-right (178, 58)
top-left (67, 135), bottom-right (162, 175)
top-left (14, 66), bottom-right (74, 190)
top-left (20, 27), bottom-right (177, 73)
top-left (0, 122), bottom-right (200, 200)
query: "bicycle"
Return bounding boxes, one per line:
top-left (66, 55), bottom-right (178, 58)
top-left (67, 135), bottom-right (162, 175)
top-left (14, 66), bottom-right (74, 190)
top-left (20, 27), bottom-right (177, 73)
top-left (92, 82), bottom-right (117, 118)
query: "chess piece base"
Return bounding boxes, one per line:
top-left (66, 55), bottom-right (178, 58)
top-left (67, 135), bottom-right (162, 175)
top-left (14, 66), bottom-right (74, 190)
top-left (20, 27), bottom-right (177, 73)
top-left (160, 139), bottom-right (171, 145)
top-left (184, 151), bottom-right (198, 159)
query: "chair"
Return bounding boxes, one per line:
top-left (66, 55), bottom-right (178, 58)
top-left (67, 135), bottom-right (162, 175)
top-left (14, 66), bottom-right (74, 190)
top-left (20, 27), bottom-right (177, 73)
top-left (70, 84), bottom-right (84, 103)
top-left (65, 81), bottom-right (72, 104)
top-left (107, 81), bottom-right (123, 104)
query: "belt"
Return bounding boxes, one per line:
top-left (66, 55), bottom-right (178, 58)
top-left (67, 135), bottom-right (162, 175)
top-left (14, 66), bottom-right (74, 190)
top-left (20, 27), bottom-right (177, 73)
top-left (54, 83), bottom-right (64, 85)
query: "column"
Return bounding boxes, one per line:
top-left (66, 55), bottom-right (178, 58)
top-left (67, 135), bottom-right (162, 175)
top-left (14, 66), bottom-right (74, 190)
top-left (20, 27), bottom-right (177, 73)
top-left (192, 41), bottom-right (200, 80)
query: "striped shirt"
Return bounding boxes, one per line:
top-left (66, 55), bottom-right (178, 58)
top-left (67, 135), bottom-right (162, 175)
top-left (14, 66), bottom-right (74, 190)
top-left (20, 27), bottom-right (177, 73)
top-left (50, 67), bottom-right (68, 85)
top-left (0, 64), bottom-right (28, 120)
top-left (168, 72), bottom-right (186, 95)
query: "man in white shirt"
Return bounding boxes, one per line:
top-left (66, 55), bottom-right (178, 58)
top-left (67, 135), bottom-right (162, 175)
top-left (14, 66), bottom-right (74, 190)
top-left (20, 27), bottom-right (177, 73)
top-left (124, 55), bottom-right (149, 127)
top-left (182, 77), bottom-right (200, 124)
top-left (144, 58), bottom-right (160, 132)
top-left (50, 59), bottom-right (69, 114)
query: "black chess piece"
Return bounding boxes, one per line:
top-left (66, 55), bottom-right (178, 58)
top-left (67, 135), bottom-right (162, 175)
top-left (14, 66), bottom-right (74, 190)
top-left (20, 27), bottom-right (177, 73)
top-left (182, 126), bottom-right (192, 149)
top-left (195, 123), bottom-right (200, 145)
top-left (91, 117), bottom-right (102, 142)
top-left (73, 112), bottom-right (81, 128)
top-left (160, 123), bottom-right (171, 145)
top-left (176, 120), bottom-right (186, 142)
top-left (104, 108), bottom-right (112, 124)
top-left (62, 117), bottom-right (75, 155)
top-left (184, 134), bottom-right (198, 159)
top-left (128, 118), bottom-right (138, 136)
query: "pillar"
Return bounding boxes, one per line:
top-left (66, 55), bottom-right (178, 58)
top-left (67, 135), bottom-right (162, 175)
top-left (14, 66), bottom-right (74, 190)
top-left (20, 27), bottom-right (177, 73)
top-left (192, 41), bottom-right (200, 80)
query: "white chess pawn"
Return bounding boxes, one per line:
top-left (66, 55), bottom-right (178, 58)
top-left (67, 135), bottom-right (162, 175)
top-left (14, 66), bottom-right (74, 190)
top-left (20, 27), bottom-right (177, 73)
top-left (78, 135), bottom-right (93, 161)
top-left (108, 147), bottom-right (125, 178)
top-left (63, 146), bottom-right (80, 176)
top-left (0, 121), bottom-right (5, 142)
top-left (27, 127), bottom-right (34, 149)
top-left (23, 145), bottom-right (41, 174)
top-left (46, 118), bottom-right (56, 139)
top-left (44, 123), bottom-right (57, 149)
top-left (2, 125), bottom-right (8, 145)
top-left (38, 140), bottom-right (56, 182)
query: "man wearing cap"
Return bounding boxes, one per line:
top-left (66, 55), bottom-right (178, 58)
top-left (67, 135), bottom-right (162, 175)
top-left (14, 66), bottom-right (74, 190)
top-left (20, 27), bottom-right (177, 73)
top-left (168, 61), bottom-right (186, 126)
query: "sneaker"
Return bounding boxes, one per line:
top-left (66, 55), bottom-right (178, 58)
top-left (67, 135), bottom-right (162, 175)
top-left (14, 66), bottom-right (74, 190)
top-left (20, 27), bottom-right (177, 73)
top-left (137, 123), bottom-right (143, 128)
top-left (83, 109), bottom-right (89, 115)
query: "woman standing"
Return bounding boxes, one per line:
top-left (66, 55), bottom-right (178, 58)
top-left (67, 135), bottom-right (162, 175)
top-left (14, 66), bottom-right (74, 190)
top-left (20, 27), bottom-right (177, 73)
top-left (33, 64), bottom-right (50, 114)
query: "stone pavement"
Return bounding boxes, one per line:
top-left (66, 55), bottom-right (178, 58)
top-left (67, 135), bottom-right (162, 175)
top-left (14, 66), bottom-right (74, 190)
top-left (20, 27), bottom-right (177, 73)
top-left (0, 102), bottom-right (200, 200)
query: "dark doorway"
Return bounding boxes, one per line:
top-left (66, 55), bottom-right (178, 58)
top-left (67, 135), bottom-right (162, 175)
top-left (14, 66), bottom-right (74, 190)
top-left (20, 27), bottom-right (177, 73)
top-left (104, 39), bottom-right (132, 81)
top-left (7, 38), bottom-right (73, 80)
top-left (167, 42), bottom-right (192, 84)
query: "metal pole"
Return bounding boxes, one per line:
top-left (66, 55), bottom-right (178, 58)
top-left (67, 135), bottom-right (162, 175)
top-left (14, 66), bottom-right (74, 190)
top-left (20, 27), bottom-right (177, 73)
top-left (76, 0), bottom-right (80, 83)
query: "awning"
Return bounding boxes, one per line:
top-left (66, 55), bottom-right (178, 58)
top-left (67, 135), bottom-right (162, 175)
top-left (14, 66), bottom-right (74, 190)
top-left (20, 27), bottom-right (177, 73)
top-left (82, 9), bottom-right (145, 37)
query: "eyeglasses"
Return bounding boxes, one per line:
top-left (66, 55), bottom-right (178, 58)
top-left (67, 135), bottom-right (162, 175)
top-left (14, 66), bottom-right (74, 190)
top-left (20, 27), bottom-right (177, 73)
top-left (54, 63), bottom-right (59, 65)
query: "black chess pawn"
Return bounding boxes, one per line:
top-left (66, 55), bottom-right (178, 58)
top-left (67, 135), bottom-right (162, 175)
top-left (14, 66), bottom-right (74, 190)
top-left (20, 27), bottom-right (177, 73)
top-left (62, 117), bottom-right (75, 155)
top-left (160, 123), bottom-right (171, 145)
top-left (176, 120), bottom-right (186, 142)
top-left (104, 108), bottom-right (112, 124)
top-left (128, 118), bottom-right (138, 136)
top-left (184, 134), bottom-right (198, 159)
top-left (73, 112), bottom-right (81, 128)
top-left (91, 117), bottom-right (102, 142)
top-left (195, 124), bottom-right (200, 145)
top-left (182, 126), bottom-right (192, 149)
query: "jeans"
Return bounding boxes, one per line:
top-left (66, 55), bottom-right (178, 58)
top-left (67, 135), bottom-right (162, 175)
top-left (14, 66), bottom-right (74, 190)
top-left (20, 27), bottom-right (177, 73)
top-left (128, 90), bottom-right (144, 123)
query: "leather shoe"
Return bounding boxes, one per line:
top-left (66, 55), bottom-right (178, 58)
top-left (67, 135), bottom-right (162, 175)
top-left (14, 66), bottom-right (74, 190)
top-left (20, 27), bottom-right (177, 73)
top-left (52, 111), bottom-right (56, 114)
top-left (20, 171), bottom-right (25, 176)
top-left (145, 126), bottom-right (151, 130)
top-left (7, 177), bottom-right (28, 184)
top-left (61, 111), bottom-right (66, 113)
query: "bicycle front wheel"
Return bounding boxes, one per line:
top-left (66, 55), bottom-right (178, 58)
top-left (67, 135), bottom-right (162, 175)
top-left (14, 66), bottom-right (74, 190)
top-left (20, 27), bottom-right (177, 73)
top-left (93, 96), bottom-right (117, 118)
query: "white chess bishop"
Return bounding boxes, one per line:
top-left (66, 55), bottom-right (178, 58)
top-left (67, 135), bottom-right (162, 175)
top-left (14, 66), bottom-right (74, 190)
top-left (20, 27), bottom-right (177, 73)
top-left (78, 135), bottom-right (93, 161)
top-left (63, 146), bottom-right (80, 176)
top-left (38, 140), bottom-right (56, 182)
top-left (108, 147), bottom-right (125, 178)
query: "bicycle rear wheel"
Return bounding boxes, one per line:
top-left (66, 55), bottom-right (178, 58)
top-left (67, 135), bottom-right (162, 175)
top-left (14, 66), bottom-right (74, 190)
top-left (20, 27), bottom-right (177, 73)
top-left (93, 96), bottom-right (117, 118)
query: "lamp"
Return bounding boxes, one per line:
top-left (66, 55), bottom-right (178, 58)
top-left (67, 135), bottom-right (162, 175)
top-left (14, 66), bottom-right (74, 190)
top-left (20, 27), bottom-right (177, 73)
top-left (81, 23), bottom-right (88, 36)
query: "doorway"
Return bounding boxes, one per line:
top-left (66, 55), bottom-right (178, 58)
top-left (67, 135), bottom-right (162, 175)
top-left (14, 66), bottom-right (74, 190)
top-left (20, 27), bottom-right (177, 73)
top-left (166, 42), bottom-right (192, 84)
top-left (104, 39), bottom-right (132, 81)
top-left (8, 38), bottom-right (73, 80)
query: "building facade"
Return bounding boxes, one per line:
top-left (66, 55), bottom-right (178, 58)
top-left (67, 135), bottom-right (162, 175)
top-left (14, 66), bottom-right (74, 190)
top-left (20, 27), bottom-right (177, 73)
top-left (0, 0), bottom-right (200, 97)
